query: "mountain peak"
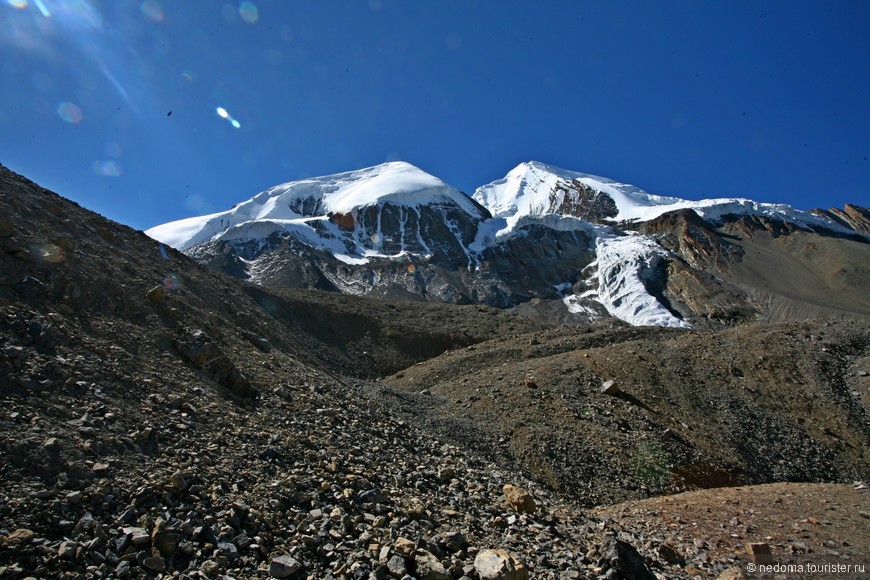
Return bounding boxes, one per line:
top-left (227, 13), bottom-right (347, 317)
top-left (147, 161), bottom-right (484, 252)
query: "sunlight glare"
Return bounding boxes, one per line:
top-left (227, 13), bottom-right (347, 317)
top-left (57, 101), bottom-right (83, 123)
top-left (33, 0), bottom-right (49, 16)
top-left (91, 160), bottom-right (122, 177)
top-left (140, 0), bottom-right (164, 23)
top-left (5, 0), bottom-right (28, 9)
top-left (216, 106), bottom-right (241, 128)
top-left (239, 2), bottom-right (258, 24)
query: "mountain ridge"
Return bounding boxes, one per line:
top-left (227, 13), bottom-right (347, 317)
top-left (147, 161), bottom-right (869, 329)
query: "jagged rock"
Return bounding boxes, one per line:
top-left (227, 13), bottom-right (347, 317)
top-left (173, 329), bottom-right (256, 398)
top-left (57, 540), bottom-right (78, 560)
top-left (270, 554), bottom-right (302, 578)
top-left (657, 542), bottom-right (685, 566)
top-left (599, 536), bottom-right (656, 580)
top-left (394, 537), bottom-right (416, 557)
top-left (473, 549), bottom-right (529, 580)
top-left (386, 554), bottom-right (407, 577)
top-left (415, 549), bottom-right (451, 580)
top-left (745, 542), bottom-right (773, 564)
top-left (600, 379), bottom-right (620, 396)
top-left (168, 470), bottom-right (187, 492)
top-left (503, 484), bottom-right (537, 513)
top-left (121, 526), bottom-right (150, 547)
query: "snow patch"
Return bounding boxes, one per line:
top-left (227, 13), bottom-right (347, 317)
top-left (593, 233), bottom-right (692, 328)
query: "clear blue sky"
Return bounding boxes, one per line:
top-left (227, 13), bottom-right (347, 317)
top-left (2, 0), bottom-right (868, 231)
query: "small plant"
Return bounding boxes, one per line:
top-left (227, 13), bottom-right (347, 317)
top-left (630, 443), bottom-right (672, 491)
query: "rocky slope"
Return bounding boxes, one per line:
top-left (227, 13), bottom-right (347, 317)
top-left (1, 164), bottom-right (868, 579)
top-left (149, 161), bottom-right (870, 330)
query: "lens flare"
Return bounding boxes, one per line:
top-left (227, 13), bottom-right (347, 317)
top-left (34, 243), bottom-right (64, 264)
top-left (140, 0), bottom-right (164, 22)
top-left (215, 105), bottom-right (241, 128)
top-left (239, 2), bottom-right (258, 24)
top-left (57, 102), bottom-right (83, 123)
top-left (407, 264), bottom-right (416, 274)
top-left (163, 273), bottom-right (181, 291)
top-left (91, 160), bottom-right (122, 177)
top-left (6, 0), bottom-right (28, 10)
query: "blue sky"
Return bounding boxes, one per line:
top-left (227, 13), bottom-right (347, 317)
top-left (2, 0), bottom-right (868, 231)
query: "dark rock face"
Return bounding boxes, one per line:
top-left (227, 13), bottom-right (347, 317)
top-left (553, 179), bottom-right (619, 223)
top-left (189, 223), bottom-right (599, 312)
top-left (478, 225), bottom-right (596, 302)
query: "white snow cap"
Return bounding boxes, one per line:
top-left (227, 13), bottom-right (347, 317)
top-left (146, 161), bottom-right (482, 251)
top-left (472, 160), bottom-right (854, 236)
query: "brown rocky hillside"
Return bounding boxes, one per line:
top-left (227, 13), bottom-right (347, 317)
top-left (0, 164), bottom-right (868, 579)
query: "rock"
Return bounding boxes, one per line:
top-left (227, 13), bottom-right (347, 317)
top-left (716, 567), bottom-right (746, 580)
top-left (200, 559), bottom-right (221, 577)
top-left (600, 536), bottom-right (656, 580)
top-left (168, 470), bottom-right (187, 492)
top-left (146, 285), bottom-right (166, 303)
top-left (658, 541), bottom-right (685, 566)
top-left (441, 531), bottom-right (468, 552)
top-left (437, 467), bottom-right (456, 481)
top-left (386, 554), bottom-right (408, 577)
top-left (4, 529), bottom-right (35, 544)
top-left (359, 487), bottom-right (387, 504)
top-left (122, 526), bottom-right (151, 547)
top-left (415, 549), bottom-right (451, 580)
top-left (745, 542), bottom-right (773, 564)
top-left (152, 527), bottom-right (178, 556)
top-left (58, 540), bottom-right (78, 560)
top-left (270, 554), bottom-right (302, 578)
top-left (601, 379), bottom-right (620, 395)
top-left (394, 537), bottom-right (416, 557)
top-left (142, 555), bottom-right (165, 572)
top-left (473, 549), bottom-right (529, 580)
top-left (173, 329), bottom-right (256, 398)
top-left (503, 484), bottom-right (537, 513)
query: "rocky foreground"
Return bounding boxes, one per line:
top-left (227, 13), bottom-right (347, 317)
top-left (1, 164), bottom-right (869, 579)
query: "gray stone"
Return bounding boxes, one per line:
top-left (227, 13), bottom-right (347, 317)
top-left (270, 554), bottom-right (302, 578)
top-left (414, 549), bottom-right (451, 580)
top-left (58, 541), bottom-right (78, 560)
top-left (386, 554), bottom-right (407, 577)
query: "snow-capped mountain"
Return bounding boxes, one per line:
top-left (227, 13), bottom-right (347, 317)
top-left (147, 161), bottom-right (488, 266)
top-left (147, 160), bottom-right (869, 329)
top-left (472, 160), bottom-right (855, 237)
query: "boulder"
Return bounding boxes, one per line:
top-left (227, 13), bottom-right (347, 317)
top-left (473, 549), bottom-right (529, 580)
top-left (503, 484), bottom-right (537, 513)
